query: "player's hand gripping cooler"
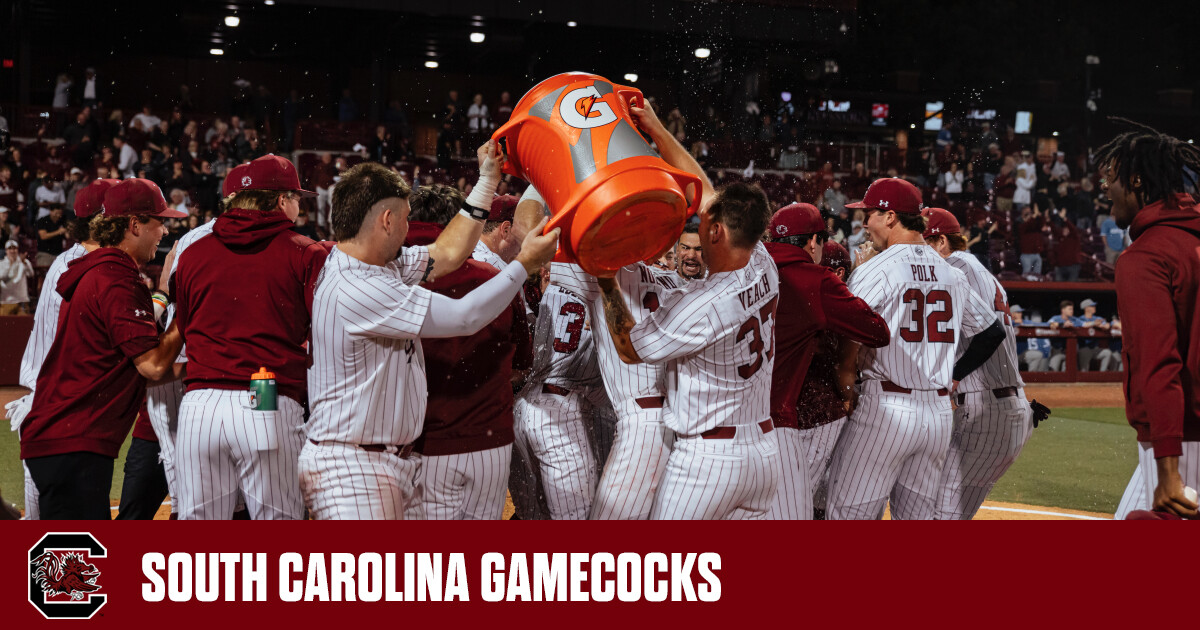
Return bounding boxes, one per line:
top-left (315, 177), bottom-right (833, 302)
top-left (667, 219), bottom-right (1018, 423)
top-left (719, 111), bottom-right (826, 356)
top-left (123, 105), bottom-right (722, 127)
top-left (492, 72), bottom-right (701, 277)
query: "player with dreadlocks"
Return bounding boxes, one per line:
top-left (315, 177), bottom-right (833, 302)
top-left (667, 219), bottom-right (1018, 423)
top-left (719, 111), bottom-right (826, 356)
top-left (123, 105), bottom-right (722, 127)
top-left (1097, 118), bottom-right (1200, 519)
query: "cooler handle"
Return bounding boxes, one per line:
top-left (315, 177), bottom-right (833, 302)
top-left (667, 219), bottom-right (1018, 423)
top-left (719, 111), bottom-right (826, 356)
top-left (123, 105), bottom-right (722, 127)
top-left (670, 170), bottom-right (704, 219)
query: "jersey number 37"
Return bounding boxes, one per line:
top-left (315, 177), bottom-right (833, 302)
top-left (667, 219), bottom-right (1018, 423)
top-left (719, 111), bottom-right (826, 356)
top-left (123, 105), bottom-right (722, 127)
top-left (736, 296), bottom-right (778, 378)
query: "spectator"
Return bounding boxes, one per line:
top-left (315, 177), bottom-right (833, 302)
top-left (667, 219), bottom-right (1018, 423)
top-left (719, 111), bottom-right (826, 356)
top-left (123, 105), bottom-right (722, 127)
top-left (977, 121), bottom-right (998, 152)
top-left (1101, 213), bottom-right (1126, 264)
top-left (34, 174), bottom-right (65, 220)
top-left (175, 83), bottom-right (195, 113)
top-left (1049, 151), bottom-right (1071, 182)
top-left (437, 104), bottom-right (465, 164)
top-left (980, 143), bottom-right (1003, 191)
top-left (34, 204), bottom-right (67, 267)
top-left (308, 152), bottom-right (338, 230)
top-left (0, 206), bottom-right (11, 244)
top-left (167, 189), bottom-right (190, 217)
top-left (966, 213), bottom-right (996, 270)
top-left (105, 109), bottom-right (125, 141)
top-left (52, 73), bottom-right (72, 108)
top-left (941, 162), bottom-right (964, 197)
top-left (63, 168), bottom-right (88, 211)
top-left (1054, 211), bottom-right (1082, 281)
top-left (936, 120), bottom-right (954, 148)
top-left (368, 125), bottom-right (394, 164)
top-left (337, 88), bottom-right (358, 123)
top-left (1013, 151), bottom-right (1036, 211)
top-left (0, 240), bottom-right (33, 314)
top-left (1018, 205), bottom-right (1046, 276)
top-left (467, 93), bottom-right (490, 142)
top-left (1000, 125), bottom-right (1024, 156)
top-left (1012, 305), bottom-right (1050, 371)
top-left (846, 216), bottom-right (867, 250)
top-left (205, 118), bottom-right (231, 146)
top-left (823, 179), bottom-right (847, 217)
top-left (193, 161), bottom-right (219, 212)
top-left (163, 160), bottom-right (193, 192)
top-left (114, 136), bottom-right (137, 178)
top-left (1047, 300), bottom-right (1081, 371)
top-left (1073, 177), bottom-right (1098, 230)
top-left (495, 91), bottom-right (514, 126)
top-left (130, 104), bottom-right (161, 133)
top-left (291, 210), bottom-right (319, 240)
top-left (0, 105), bottom-right (7, 132)
top-left (62, 111), bottom-right (93, 147)
top-left (0, 166), bottom-right (15, 211)
top-left (76, 67), bottom-right (103, 108)
top-left (1100, 316), bottom-right (1123, 371)
top-left (1076, 298), bottom-right (1110, 371)
top-left (665, 108), bottom-right (686, 142)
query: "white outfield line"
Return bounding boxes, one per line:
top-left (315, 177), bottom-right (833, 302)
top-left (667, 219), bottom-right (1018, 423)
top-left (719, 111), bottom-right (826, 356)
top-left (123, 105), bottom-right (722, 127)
top-left (977, 504), bottom-right (1110, 520)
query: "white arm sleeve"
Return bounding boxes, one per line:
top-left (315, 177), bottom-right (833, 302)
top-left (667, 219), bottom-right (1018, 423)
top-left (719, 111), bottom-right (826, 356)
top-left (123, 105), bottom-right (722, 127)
top-left (418, 260), bottom-right (528, 338)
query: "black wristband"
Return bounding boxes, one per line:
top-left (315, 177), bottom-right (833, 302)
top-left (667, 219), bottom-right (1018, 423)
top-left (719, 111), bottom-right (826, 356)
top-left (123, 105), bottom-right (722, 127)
top-left (463, 203), bottom-right (490, 221)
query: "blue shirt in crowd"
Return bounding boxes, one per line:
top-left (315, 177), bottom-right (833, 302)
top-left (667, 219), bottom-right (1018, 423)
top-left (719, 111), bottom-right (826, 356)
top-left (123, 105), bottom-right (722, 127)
top-left (1102, 218), bottom-right (1126, 252)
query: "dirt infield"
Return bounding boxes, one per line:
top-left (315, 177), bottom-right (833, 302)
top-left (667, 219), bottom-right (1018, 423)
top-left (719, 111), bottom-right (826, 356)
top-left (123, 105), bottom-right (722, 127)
top-left (1022, 383), bottom-right (1124, 408)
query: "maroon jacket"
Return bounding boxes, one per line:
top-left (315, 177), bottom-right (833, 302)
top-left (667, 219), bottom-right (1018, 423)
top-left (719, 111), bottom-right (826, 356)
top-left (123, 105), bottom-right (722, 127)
top-left (405, 222), bottom-right (533, 455)
top-left (21, 249), bottom-right (160, 459)
top-left (1019, 215), bottom-right (1045, 254)
top-left (132, 402), bottom-right (157, 442)
top-left (766, 242), bottom-right (890, 430)
top-left (1056, 221), bottom-right (1081, 266)
top-left (172, 208), bottom-right (328, 403)
top-left (1116, 194), bottom-right (1200, 457)
top-left (796, 331), bottom-right (848, 429)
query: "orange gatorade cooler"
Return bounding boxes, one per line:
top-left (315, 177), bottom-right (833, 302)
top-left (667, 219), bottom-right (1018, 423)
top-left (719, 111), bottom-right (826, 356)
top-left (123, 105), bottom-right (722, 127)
top-left (492, 72), bottom-right (702, 276)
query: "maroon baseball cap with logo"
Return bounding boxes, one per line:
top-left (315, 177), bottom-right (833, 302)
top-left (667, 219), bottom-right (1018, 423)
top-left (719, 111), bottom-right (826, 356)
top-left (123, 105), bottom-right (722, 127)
top-left (74, 178), bottom-right (121, 218)
top-left (223, 155), bottom-right (316, 197)
top-left (488, 195), bottom-right (519, 223)
top-left (846, 178), bottom-right (923, 215)
top-left (102, 178), bottom-right (188, 219)
top-left (922, 207), bottom-right (961, 238)
top-left (768, 203), bottom-right (825, 239)
top-left (821, 240), bottom-right (850, 273)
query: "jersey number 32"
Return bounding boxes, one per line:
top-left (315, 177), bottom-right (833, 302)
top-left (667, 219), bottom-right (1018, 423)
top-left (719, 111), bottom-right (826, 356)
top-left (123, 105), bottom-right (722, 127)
top-left (900, 289), bottom-right (955, 343)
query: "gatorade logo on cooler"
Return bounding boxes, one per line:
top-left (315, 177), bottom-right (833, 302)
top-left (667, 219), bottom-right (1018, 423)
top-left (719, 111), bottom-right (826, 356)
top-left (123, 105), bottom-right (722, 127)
top-left (559, 86), bottom-right (618, 129)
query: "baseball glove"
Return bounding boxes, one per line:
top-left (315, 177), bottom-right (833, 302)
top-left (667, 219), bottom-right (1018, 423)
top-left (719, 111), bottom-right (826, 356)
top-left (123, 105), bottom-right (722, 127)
top-left (1030, 399), bottom-right (1051, 428)
top-left (5, 394), bottom-right (33, 432)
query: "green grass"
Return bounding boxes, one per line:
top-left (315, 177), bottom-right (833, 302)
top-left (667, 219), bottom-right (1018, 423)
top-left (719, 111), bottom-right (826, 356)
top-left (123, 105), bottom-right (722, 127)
top-left (0, 429), bottom-right (136, 513)
top-left (0, 407), bottom-right (1138, 517)
top-left (989, 407), bottom-right (1138, 514)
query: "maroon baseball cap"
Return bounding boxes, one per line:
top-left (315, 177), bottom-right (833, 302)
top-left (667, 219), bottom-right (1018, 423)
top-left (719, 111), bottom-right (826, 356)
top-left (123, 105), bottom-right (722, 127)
top-left (223, 155), bottom-right (316, 197)
top-left (488, 195), bottom-right (519, 223)
top-left (74, 178), bottom-right (120, 218)
top-left (769, 203), bottom-right (825, 239)
top-left (922, 207), bottom-right (961, 238)
top-left (821, 240), bottom-right (850, 273)
top-left (846, 178), bottom-right (923, 215)
top-left (102, 178), bottom-right (187, 219)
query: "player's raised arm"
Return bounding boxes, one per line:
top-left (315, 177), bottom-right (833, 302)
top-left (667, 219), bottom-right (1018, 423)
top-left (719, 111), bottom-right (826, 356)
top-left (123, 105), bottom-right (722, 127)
top-left (425, 140), bottom-right (506, 281)
top-left (629, 102), bottom-right (716, 212)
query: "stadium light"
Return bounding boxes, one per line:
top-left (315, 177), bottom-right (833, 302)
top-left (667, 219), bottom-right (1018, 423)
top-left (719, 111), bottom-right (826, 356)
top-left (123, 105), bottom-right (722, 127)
top-left (470, 32), bottom-right (485, 43)
top-left (910, 123), bottom-right (916, 129)
top-left (210, 48), bottom-right (225, 56)
top-left (264, 1), bottom-right (275, 5)
top-left (624, 73), bottom-right (638, 83)
top-left (425, 60), bottom-right (439, 69)
top-left (694, 48), bottom-right (711, 59)
top-left (225, 16), bottom-right (240, 27)
top-left (567, 21), bottom-right (577, 27)
top-left (1052, 131), bottom-right (1060, 136)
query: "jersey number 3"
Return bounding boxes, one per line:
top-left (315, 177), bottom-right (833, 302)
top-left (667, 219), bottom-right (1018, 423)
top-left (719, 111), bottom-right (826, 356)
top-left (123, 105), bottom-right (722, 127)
top-left (900, 289), bottom-right (955, 343)
top-left (553, 302), bottom-right (586, 353)
top-left (736, 296), bottom-right (778, 379)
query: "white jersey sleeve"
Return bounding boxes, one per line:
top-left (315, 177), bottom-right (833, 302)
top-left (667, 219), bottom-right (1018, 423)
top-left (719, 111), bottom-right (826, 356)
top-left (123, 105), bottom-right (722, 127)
top-left (629, 287), bottom-right (719, 364)
top-left (168, 219), bottom-right (215, 280)
top-left (393, 246), bottom-right (432, 285)
top-left (18, 244), bottom-right (86, 389)
top-left (948, 252), bottom-right (1024, 390)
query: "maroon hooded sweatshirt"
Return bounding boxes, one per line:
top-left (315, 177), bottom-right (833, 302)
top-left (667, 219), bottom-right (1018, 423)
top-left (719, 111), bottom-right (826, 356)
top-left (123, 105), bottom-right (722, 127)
top-left (171, 208), bottom-right (328, 404)
top-left (765, 241), bottom-right (890, 430)
top-left (21, 248), bottom-right (160, 459)
top-left (405, 222), bottom-right (532, 455)
top-left (1116, 193), bottom-right (1200, 457)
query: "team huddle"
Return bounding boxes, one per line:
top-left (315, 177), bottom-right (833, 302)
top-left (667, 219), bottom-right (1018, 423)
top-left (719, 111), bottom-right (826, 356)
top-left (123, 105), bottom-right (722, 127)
top-left (6, 103), bottom-right (1042, 521)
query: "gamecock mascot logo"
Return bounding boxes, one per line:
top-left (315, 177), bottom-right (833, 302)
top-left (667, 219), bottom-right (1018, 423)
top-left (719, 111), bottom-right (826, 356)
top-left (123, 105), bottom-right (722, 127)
top-left (27, 533), bottom-right (107, 619)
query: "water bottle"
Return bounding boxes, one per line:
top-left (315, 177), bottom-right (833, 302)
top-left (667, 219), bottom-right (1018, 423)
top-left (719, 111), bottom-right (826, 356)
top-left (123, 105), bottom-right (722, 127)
top-left (249, 367), bottom-right (277, 411)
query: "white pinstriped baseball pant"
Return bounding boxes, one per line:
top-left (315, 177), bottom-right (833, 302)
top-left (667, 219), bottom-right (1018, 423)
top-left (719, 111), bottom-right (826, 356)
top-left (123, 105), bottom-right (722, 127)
top-left (1114, 466), bottom-right (1149, 519)
top-left (512, 388), bottom-right (596, 520)
top-left (590, 409), bottom-right (674, 520)
top-left (1135, 441), bottom-right (1200, 513)
top-left (299, 440), bottom-right (422, 520)
top-left (936, 390), bottom-right (1033, 520)
top-left (765, 427), bottom-right (813, 520)
top-left (146, 379), bottom-right (184, 506)
top-left (801, 417), bottom-right (847, 513)
top-left (404, 445), bottom-right (511, 520)
top-left (827, 381), bottom-right (953, 520)
top-left (175, 389), bottom-right (306, 520)
top-left (651, 423), bottom-right (780, 520)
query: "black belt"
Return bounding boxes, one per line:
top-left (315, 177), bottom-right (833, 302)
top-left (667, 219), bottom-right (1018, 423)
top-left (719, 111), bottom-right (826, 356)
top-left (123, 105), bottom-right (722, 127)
top-left (309, 438), bottom-right (414, 458)
top-left (957, 387), bottom-right (1019, 405)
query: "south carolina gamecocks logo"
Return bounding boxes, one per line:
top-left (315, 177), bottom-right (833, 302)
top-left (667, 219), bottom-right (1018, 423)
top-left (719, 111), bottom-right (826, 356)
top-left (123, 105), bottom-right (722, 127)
top-left (28, 533), bottom-right (107, 619)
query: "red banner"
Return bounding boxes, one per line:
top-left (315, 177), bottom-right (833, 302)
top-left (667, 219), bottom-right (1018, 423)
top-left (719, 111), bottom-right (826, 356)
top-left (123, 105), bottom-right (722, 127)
top-left (1, 522), bottom-right (1191, 626)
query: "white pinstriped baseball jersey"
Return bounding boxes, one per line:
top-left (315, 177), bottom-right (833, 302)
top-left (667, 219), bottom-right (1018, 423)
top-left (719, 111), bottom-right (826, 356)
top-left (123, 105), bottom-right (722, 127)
top-left (528, 268), bottom-right (601, 391)
top-left (168, 219), bottom-right (215, 279)
top-left (946, 251), bottom-right (1024, 392)
top-left (848, 244), bottom-right (995, 391)
top-left (472, 240), bottom-right (505, 272)
top-left (18, 243), bottom-right (86, 389)
top-left (552, 263), bottom-right (680, 413)
top-left (306, 245), bottom-right (433, 446)
top-left (630, 242), bottom-right (780, 435)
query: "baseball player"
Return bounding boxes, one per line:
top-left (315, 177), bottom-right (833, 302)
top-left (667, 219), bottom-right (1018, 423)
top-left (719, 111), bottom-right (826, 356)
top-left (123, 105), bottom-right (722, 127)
top-left (6, 178), bottom-right (116, 519)
top-left (1114, 465), bottom-right (1150, 519)
top-left (795, 240), bottom-right (859, 518)
top-left (20, 178), bottom-right (186, 519)
top-left (401, 185), bottom-right (532, 520)
top-left (1097, 121), bottom-right (1200, 518)
top-left (921, 207), bottom-right (1034, 520)
top-left (764, 203), bottom-right (889, 520)
top-left (597, 181), bottom-right (781, 520)
top-left (674, 223), bottom-right (706, 281)
top-left (301, 154), bottom-right (559, 519)
top-left (114, 405), bottom-right (170, 519)
top-left (171, 154), bottom-right (329, 520)
top-left (825, 179), bottom-right (1005, 520)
